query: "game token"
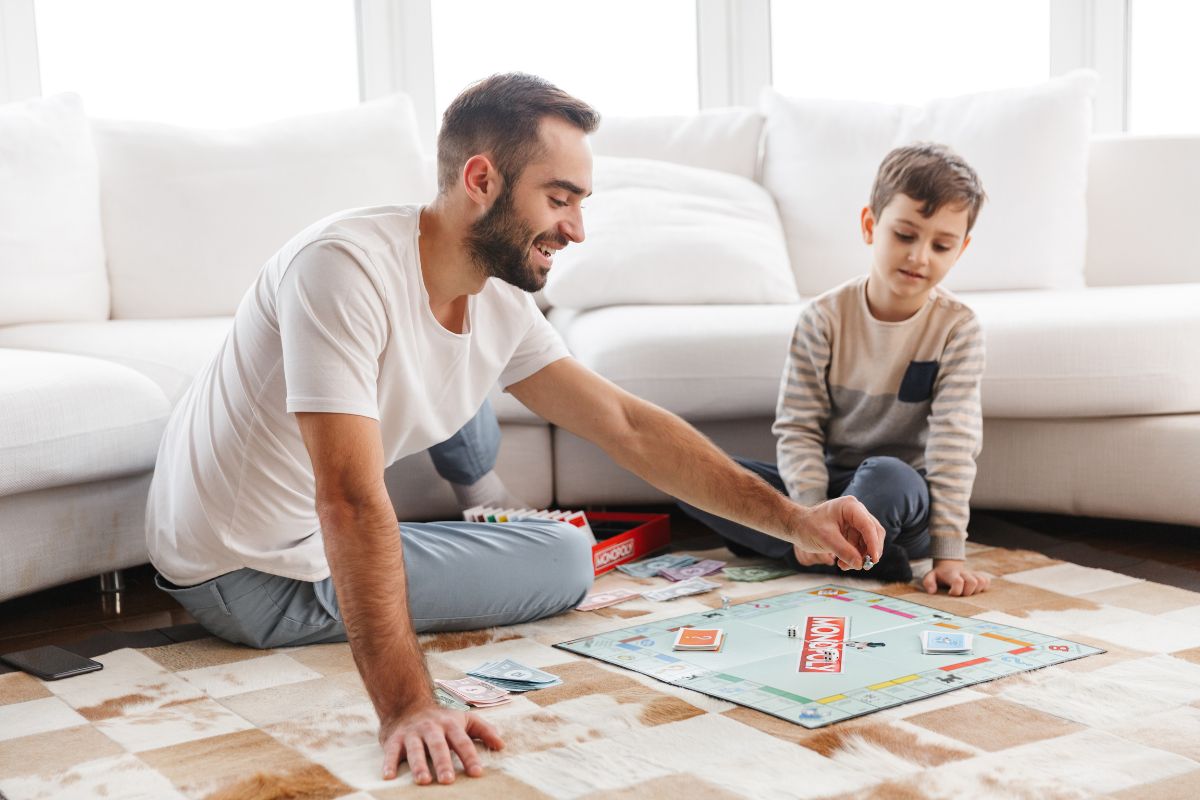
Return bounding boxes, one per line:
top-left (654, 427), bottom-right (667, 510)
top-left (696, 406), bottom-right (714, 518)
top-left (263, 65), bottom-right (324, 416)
top-left (863, 555), bottom-right (875, 570)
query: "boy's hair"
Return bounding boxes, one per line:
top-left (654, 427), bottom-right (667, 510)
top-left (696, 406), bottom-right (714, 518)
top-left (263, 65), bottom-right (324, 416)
top-left (870, 143), bottom-right (987, 233)
top-left (437, 73), bottom-right (600, 194)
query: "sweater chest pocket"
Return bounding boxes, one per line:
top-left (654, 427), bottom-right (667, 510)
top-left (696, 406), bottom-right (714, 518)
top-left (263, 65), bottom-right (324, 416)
top-left (898, 360), bottom-right (939, 403)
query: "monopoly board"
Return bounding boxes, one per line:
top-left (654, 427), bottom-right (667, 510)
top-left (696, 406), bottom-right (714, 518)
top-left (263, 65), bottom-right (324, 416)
top-left (556, 585), bottom-right (1104, 729)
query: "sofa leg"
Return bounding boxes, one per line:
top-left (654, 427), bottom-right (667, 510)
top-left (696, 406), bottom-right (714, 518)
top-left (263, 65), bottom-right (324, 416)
top-left (98, 570), bottom-right (126, 593)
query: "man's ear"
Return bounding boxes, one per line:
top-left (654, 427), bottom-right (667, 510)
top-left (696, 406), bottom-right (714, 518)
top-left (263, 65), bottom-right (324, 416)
top-left (462, 155), bottom-right (503, 209)
top-left (860, 206), bottom-right (876, 245)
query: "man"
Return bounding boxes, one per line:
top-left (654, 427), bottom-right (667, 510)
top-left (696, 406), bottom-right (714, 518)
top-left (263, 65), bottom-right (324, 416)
top-left (146, 73), bottom-right (884, 787)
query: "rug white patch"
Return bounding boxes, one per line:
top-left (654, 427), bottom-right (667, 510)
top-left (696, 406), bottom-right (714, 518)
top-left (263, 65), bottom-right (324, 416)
top-left (178, 652), bottom-right (323, 698)
top-left (0, 753), bottom-right (188, 800)
top-left (1005, 564), bottom-right (1142, 595)
top-left (999, 654), bottom-right (1200, 728)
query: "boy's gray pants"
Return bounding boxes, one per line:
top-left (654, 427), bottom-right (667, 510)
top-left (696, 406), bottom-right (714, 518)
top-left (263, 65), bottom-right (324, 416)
top-left (678, 455), bottom-right (932, 563)
top-left (156, 401), bottom-right (594, 649)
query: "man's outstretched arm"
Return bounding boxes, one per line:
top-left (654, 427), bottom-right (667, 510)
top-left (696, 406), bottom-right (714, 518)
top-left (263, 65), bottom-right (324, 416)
top-left (295, 412), bottom-right (503, 785)
top-left (508, 358), bottom-right (884, 568)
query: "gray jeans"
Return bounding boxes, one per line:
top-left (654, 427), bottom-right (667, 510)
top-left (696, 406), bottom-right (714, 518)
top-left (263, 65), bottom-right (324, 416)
top-left (157, 519), bottom-right (594, 649)
top-left (678, 455), bottom-right (931, 564)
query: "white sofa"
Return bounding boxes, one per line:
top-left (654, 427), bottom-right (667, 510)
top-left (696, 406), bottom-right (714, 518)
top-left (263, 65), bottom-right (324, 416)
top-left (2, 79), bottom-right (1197, 603)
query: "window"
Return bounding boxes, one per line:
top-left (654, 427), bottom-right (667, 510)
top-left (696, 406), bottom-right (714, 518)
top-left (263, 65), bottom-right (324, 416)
top-left (1129, 0), bottom-right (1200, 133)
top-left (770, 0), bottom-right (1051, 104)
top-left (429, 0), bottom-right (698, 120)
top-left (35, 0), bottom-right (359, 127)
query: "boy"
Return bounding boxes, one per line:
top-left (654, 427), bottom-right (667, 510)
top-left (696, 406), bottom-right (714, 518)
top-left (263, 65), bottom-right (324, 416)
top-left (681, 143), bottom-right (991, 597)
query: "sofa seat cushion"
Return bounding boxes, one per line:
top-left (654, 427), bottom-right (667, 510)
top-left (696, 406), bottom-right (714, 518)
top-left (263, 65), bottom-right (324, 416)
top-left (0, 349), bottom-right (169, 498)
top-left (965, 283), bottom-right (1200, 417)
top-left (0, 318), bottom-right (234, 406)
top-left (549, 305), bottom-right (798, 421)
top-left (550, 283), bottom-right (1200, 421)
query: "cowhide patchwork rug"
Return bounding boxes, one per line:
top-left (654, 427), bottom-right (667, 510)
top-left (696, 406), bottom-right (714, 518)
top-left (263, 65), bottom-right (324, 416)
top-left (3, 541), bottom-right (1200, 799)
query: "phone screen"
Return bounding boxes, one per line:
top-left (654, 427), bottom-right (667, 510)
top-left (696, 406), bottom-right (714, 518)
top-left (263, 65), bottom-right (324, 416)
top-left (0, 645), bottom-right (103, 681)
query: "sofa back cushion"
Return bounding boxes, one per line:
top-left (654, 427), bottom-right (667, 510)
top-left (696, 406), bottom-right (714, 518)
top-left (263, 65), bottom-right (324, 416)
top-left (762, 70), bottom-right (1097, 295)
top-left (542, 157), bottom-right (798, 310)
top-left (0, 93), bottom-right (109, 326)
top-left (590, 108), bottom-right (764, 181)
top-left (95, 94), bottom-right (432, 319)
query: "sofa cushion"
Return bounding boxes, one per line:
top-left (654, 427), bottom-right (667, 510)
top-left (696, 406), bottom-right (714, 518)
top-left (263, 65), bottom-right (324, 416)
top-left (0, 318), bottom-right (234, 405)
top-left (550, 283), bottom-right (1200, 421)
top-left (542, 157), bottom-right (798, 310)
top-left (95, 93), bottom-right (432, 319)
top-left (967, 283), bottom-right (1200, 418)
top-left (761, 71), bottom-right (1096, 295)
top-left (0, 93), bottom-right (109, 326)
top-left (0, 349), bottom-right (169, 498)
top-left (590, 107), bottom-right (764, 180)
top-left (548, 305), bottom-right (799, 421)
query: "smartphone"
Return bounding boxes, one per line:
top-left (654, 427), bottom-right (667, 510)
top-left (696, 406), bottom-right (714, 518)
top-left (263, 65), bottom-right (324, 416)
top-left (0, 645), bottom-right (103, 681)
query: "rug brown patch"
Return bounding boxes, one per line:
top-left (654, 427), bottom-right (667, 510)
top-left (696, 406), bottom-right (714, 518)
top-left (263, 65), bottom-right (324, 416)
top-left (143, 636), bottom-right (267, 672)
top-left (1002, 593), bottom-right (1101, 618)
top-left (870, 582), bottom-right (923, 598)
top-left (373, 769), bottom-right (554, 799)
top-left (721, 705), bottom-right (858, 747)
top-left (1107, 768), bottom-right (1200, 799)
top-left (1080, 580), bottom-right (1200, 614)
top-left (419, 629), bottom-right (522, 653)
top-left (76, 691), bottom-right (164, 721)
top-left (892, 592), bottom-right (986, 618)
top-left (905, 696), bottom-right (1083, 751)
top-left (1170, 646), bottom-right (1200, 666)
top-left (805, 721), bottom-right (972, 767)
top-left (592, 606), bottom-right (650, 619)
top-left (0, 723), bottom-right (123, 779)
top-left (0, 670), bottom-right (52, 705)
top-left (1048, 633), bottom-right (1145, 673)
top-left (961, 578), bottom-right (1079, 613)
top-left (282, 642), bottom-right (358, 676)
top-left (638, 695), bottom-right (707, 726)
top-left (141, 728), bottom-right (346, 799)
top-left (964, 547), bottom-right (1062, 576)
top-left (205, 762), bottom-right (352, 800)
top-left (579, 773), bottom-right (745, 799)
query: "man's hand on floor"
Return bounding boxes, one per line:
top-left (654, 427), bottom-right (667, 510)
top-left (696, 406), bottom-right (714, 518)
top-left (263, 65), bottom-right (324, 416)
top-left (922, 560), bottom-right (992, 597)
top-left (379, 703), bottom-right (505, 784)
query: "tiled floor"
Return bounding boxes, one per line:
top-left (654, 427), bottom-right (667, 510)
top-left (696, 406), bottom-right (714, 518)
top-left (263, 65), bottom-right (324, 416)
top-left (2, 508), bottom-right (1197, 663)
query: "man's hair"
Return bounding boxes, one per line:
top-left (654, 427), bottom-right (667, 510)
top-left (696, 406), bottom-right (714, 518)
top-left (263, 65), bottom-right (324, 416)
top-left (437, 73), bottom-right (600, 194)
top-left (870, 143), bottom-right (987, 233)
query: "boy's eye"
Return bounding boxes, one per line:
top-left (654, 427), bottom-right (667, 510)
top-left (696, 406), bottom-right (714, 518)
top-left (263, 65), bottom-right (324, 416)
top-left (894, 232), bottom-right (915, 242)
top-left (933, 244), bottom-right (951, 252)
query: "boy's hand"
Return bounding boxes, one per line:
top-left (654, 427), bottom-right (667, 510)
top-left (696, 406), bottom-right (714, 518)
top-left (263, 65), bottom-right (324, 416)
top-left (922, 560), bottom-right (991, 597)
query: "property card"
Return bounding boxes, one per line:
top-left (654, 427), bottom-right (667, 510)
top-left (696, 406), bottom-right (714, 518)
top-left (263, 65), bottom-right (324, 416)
top-left (673, 627), bottom-right (724, 650)
top-left (659, 559), bottom-right (727, 582)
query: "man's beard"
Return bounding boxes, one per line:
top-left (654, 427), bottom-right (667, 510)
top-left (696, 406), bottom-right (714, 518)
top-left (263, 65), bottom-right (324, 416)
top-left (465, 186), bottom-right (555, 293)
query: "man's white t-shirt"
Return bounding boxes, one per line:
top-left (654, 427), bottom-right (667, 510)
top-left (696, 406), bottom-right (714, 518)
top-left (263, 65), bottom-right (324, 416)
top-left (146, 205), bottom-right (570, 585)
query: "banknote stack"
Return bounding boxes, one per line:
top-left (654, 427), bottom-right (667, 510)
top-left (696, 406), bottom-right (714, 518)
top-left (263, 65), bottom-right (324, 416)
top-left (463, 506), bottom-right (594, 542)
top-left (577, 587), bottom-right (641, 611)
top-left (433, 677), bottom-right (511, 708)
top-left (723, 564), bottom-right (796, 582)
top-left (616, 553), bottom-right (697, 578)
top-left (659, 558), bottom-right (726, 581)
top-left (467, 659), bottom-right (563, 693)
top-left (642, 576), bottom-right (721, 602)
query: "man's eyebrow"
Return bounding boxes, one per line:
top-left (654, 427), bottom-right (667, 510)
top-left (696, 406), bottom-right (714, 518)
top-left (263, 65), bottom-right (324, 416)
top-left (545, 179), bottom-right (592, 198)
